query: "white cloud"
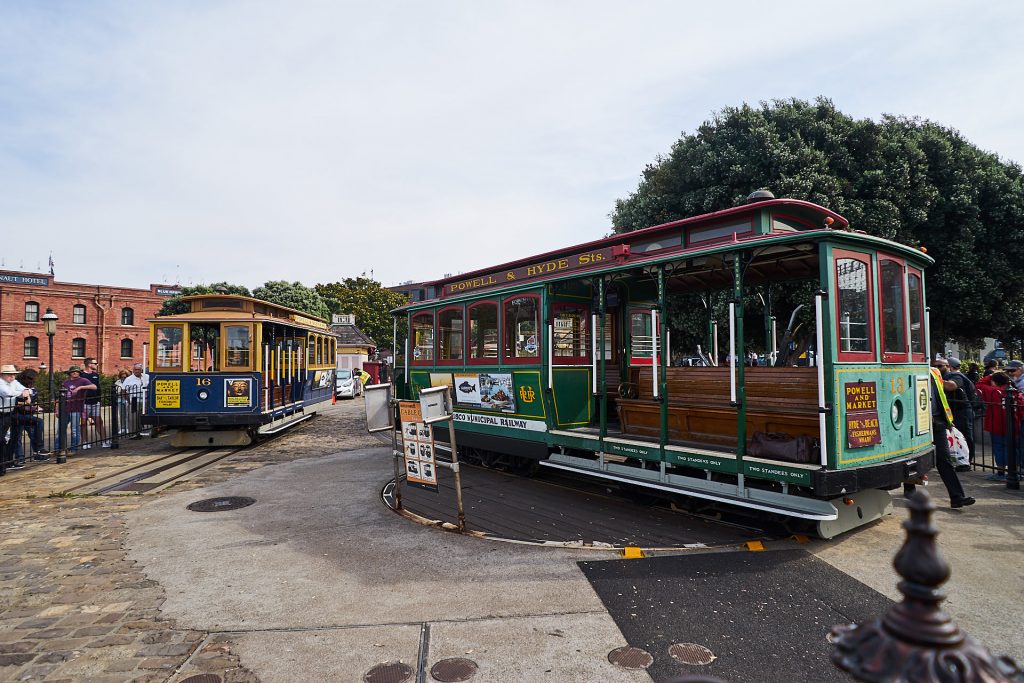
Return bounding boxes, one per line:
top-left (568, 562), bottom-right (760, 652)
top-left (1, 0), bottom-right (1021, 290)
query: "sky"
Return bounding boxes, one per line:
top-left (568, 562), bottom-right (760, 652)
top-left (2, 1), bottom-right (1022, 292)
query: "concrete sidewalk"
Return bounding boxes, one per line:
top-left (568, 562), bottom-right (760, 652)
top-left (1, 400), bottom-right (1021, 682)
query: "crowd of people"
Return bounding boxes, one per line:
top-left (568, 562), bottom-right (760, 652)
top-left (0, 358), bottom-right (150, 474)
top-left (920, 355), bottom-right (1023, 509)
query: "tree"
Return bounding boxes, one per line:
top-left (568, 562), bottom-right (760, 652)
top-left (252, 281), bottom-right (331, 320)
top-left (157, 282), bottom-right (251, 316)
top-left (611, 97), bottom-right (1024, 349)
top-left (316, 277), bottom-right (408, 349)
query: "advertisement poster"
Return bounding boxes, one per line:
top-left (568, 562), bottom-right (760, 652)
top-left (224, 378), bottom-right (254, 408)
top-left (399, 401), bottom-right (439, 492)
top-left (845, 381), bottom-right (881, 448)
top-left (454, 372), bottom-right (516, 413)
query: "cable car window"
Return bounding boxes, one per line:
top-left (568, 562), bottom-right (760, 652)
top-left (412, 312), bottom-right (435, 363)
top-left (225, 325), bottom-right (251, 368)
top-left (629, 310), bottom-right (655, 364)
top-left (908, 270), bottom-right (924, 358)
top-left (191, 324), bottom-right (220, 371)
top-left (438, 307), bottom-right (464, 361)
top-left (553, 303), bottom-right (589, 364)
top-left (836, 257), bottom-right (872, 355)
top-left (156, 325), bottom-right (184, 370)
top-left (880, 258), bottom-right (907, 360)
top-left (504, 296), bottom-right (539, 362)
top-left (468, 302), bottom-right (498, 362)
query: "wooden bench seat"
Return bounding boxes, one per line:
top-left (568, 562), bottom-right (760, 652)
top-left (617, 367), bottom-right (819, 448)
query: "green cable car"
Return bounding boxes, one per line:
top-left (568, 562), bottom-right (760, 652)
top-left (392, 195), bottom-right (935, 537)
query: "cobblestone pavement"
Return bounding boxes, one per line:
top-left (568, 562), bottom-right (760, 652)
top-left (0, 399), bottom-right (377, 683)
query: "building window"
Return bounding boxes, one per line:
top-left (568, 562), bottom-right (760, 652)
top-left (121, 307), bottom-right (135, 326)
top-left (25, 302), bottom-right (39, 322)
top-left (121, 338), bottom-right (133, 358)
top-left (73, 304), bottom-right (86, 324)
top-left (24, 336), bottom-right (39, 358)
top-left (71, 338), bottom-right (86, 358)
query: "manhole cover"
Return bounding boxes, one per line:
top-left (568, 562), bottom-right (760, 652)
top-left (430, 657), bottom-right (478, 681)
top-left (187, 496), bottom-right (256, 513)
top-left (364, 661), bottom-right (415, 683)
top-left (669, 642), bottom-right (717, 665)
top-left (179, 675), bottom-right (222, 683)
top-left (607, 646), bottom-right (653, 670)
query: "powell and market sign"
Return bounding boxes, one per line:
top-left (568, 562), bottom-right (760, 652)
top-left (444, 247), bottom-right (615, 296)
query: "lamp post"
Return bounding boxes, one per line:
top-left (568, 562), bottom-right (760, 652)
top-left (41, 308), bottom-right (61, 463)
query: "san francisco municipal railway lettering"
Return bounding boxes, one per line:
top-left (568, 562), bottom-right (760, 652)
top-left (446, 248), bottom-right (612, 295)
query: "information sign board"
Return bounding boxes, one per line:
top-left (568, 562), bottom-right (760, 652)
top-left (398, 401), bottom-right (439, 492)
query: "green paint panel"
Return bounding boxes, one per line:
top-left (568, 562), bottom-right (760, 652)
top-left (512, 371), bottom-right (546, 418)
top-left (832, 366), bottom-right (932, 469)
top-left (552, 367), bottom-right (592, 427)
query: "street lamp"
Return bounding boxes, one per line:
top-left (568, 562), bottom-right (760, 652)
top-left (41, 308), bottom-right (61, 463)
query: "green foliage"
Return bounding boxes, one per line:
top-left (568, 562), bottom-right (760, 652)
top-left (316, 278), bottom-right (409, 349)
top-left (252, 281), bottom-right (331, 320)
top-left (611, 97), bottom-right (1024, 349)
top-left (158, 282), bottom-right (252, 316)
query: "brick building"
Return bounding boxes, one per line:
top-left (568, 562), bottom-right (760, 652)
top-left (0, 269), bottom-right (181, 374)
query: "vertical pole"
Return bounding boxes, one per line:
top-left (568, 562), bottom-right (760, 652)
top-left (657, 267), bottom-right (667, 452)
top-left (448, 415), bottom-right (466, 531)
top-left (651, 308), bottom-right (659, 399)
top-left (393, 401), bottom-right (403, 510)
top-left (1007, 387), bottom-right (1020, 491)
top-left (56, 391), bottom-right (67, 464)
top-left (729, 305), bottom-right (737, 403)
top-left (732, 254), bottom-right (746, 485)
top-left (815, 290), bottom-right (829, 467)
top-left (598, 277), bottom-right (607, 441)
top-left (712, 321), bottom-right (719, 366)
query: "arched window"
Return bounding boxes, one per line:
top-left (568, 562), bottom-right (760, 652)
top-left (503, 295), bottom-right (540, 363)
top-left (24, 336), bottom-right (39, 358)
top-left (121, 307), bottom-right (135, 326)
top-left (411, 312), bottom-right (435, 364)
top-left (25, 301), bottom-right (39, 322)
top-left (121, 338), bottom-right (133, 358)
top-left (73, 304), bottom-right (86, 324)
top-left (71, 338), bottom-right (86, 358)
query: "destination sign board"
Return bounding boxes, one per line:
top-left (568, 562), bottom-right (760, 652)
top-left (845, 381), bottom-right (881, 448)
top-left (444, 247), bottom-right (614, 296)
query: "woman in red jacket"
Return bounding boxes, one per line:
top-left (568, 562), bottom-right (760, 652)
top-left (975, 371), bottom-right (1022, 480)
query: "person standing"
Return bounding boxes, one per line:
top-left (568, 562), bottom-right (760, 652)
top-left (0, 364), bottom-right (32, 472)
top-left (1005, 360), bottom-right (1024, 391)
top-left (975, 371), bottom-right (1022, 481)
top-left (114, 369), bottom-right (130, 435)
top-left (983, 359), bottom-right (998, 377)
top-left (966, 362), bottom-right (981, 384)
top-left (59, 366), bottom-right (95, 454)
top-left (928, 362), bottom-right (975, 508)
top-left (80, 358), bottom-right (110, 448)
top-left (940, 357), bottom-right (977, 470)
top-left (121, 363), bottom-right (150, 437)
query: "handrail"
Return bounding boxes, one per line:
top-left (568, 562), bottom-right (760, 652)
top-left (728, 303), bottom-right (736, 404)
top-left (651, 309), bottom-right (659, 399)
top-left (815, 290), bottom-right (828, 467)
top-left (591, 314), bottom-right (598, 394)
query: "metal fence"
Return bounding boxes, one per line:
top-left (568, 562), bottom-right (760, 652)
top-left (961, 390), bottom-right (1023, 489)
top-left (1, 383), bottom-right (148, 473)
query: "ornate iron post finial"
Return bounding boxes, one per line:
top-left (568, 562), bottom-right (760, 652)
top-left (830, 489), bottom-right (1023, 682)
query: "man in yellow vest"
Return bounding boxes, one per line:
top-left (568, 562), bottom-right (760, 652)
top-left (927, 358), bottom-right (974, 508)
top-left (355, 367), bottom-right (371, 393)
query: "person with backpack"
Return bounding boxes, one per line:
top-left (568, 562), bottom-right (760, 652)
top-left (939, 357), bottom-right (978, 470)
